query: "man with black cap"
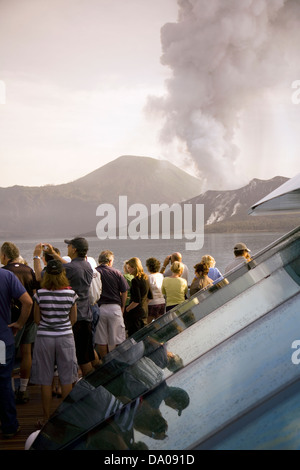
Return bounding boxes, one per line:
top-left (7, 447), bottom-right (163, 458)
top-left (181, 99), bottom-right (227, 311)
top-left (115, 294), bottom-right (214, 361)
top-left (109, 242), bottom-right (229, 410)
top-left (45, 237), bottom-right (98, 376)
top-left (224, 242), bottom-right (251, 274)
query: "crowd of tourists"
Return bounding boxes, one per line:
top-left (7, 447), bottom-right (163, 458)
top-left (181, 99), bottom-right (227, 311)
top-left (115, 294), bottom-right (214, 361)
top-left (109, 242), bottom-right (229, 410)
top-left (0, 236), bottom-right (251, 440)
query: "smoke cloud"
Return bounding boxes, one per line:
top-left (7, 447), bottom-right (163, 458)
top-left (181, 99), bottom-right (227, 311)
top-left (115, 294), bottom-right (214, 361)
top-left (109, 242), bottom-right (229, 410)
top-left (147, 0), bottom-right (300, 190)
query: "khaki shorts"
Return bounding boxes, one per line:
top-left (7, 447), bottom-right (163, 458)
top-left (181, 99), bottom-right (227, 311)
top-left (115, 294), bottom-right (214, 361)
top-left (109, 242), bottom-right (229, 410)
top-left (31, 335), bottom-right (78, 386)
top-left (15, 321), bottom-right (37, 349)
top-left (94, 304), bottom-right (126, 351)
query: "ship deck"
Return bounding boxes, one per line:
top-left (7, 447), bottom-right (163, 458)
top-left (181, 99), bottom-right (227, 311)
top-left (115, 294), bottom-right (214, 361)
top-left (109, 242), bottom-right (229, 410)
top-left (0, 374), bottom-right (61, 451)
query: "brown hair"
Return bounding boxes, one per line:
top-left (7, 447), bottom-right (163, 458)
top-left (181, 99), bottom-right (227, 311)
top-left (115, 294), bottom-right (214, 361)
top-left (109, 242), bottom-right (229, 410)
top-left (1, 241), bottom-right (20, 261)
top-left (127, 257), bottom-right (148, 280)
top-left (98, 250), bottom-right (114, 265)
top-left (41, 270), bottom-right (70, 291)
top-left (146, 257), bottom-right (161, 273)
top-left (193, 262), bottom-right (210, 276)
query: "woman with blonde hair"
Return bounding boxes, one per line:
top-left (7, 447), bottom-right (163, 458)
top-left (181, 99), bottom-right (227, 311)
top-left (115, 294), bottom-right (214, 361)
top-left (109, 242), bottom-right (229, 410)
top-left (201, 254), bottom-right (223, 283)
top-left (124, 257), bottom-right (152, 336)
top-left (161, 261), bottom-right (188, 312)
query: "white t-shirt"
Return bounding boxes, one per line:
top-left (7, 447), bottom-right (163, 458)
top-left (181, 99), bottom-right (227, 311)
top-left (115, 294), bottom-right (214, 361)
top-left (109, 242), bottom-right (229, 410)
top-left (148, 272), bottom-right (165, 305)
top-left (224, 256), bottom-right (247, 274)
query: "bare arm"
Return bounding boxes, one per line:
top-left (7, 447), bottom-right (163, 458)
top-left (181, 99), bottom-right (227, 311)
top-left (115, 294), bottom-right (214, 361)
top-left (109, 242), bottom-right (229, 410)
top-left (69, 303), bottom-right (77, 326)
top-left (160, 255), bottom-right (171, 274)
top-left (33, 301), bottom-right (41, 325)
top-left (8, 292), bottom-right (33, 336)
top-left (33, 243), bottom-right (44, 282)
top-left (120, 292), bottom-right (127, 313)
top-left (125, 301), bottom-right (139, 312)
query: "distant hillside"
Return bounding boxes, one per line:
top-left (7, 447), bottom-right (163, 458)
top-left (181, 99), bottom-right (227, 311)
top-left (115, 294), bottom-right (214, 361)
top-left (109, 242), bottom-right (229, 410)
top-left (1, 157), bottom-right (297, 239)
top-left (0, 155), bottom-right (203, 238)
top-left (134, 175), bottom-right (298, 237)
top-left (184, 176), bottom-right (299, 233)
top-left (65, 155), bottom-right (202, 205)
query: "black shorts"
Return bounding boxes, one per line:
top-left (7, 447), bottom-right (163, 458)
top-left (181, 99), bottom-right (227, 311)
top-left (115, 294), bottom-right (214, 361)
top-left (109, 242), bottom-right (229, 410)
top-left (124, 307), bottom-right (145, 337)
top-left (72, 320), bottom-right (95, 366)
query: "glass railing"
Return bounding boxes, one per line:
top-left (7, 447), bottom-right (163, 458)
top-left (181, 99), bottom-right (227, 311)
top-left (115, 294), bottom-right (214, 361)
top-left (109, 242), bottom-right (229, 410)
top-left (30, 225), bottom-right (300, 450)
top-left (197, 378), bottom-right (300, 450)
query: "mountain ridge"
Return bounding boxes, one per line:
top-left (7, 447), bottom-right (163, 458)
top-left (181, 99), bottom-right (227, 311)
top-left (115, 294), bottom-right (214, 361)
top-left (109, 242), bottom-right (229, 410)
top-left (0, 156), bottom-right (203, 238)
top-left (0, 156), bottom-right (297, 239)
top-left (184, 175), bottom-right (299, 233)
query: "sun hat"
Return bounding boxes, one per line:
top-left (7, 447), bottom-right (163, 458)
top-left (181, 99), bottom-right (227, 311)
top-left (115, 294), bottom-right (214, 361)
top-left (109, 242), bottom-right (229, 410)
top-left (234, 242), bottom-right (250, 252)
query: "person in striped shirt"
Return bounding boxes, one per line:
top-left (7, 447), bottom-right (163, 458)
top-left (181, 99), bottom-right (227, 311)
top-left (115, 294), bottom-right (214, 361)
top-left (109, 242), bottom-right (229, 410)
top-left (31, 259), bottom-right (78, 428)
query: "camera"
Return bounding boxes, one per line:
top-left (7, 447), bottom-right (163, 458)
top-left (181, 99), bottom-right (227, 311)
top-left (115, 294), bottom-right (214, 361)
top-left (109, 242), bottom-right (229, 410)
top-left (42, 244), bottom-right (48, 251)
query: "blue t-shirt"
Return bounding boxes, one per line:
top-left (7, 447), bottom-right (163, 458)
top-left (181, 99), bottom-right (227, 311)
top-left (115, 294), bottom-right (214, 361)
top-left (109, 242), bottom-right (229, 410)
top-left (0, 269), bottom-right (26, 345)
top-left (208, 267), bottom-right (223, 283)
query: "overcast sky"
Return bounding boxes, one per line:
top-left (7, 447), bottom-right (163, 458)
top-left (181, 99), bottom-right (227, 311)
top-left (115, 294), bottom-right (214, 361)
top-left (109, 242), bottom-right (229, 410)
top-left (1, 0), bottom-right (300, 191)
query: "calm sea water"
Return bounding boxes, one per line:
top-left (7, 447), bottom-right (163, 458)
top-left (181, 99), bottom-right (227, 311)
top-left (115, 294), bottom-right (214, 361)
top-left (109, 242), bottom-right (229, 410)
top-left (6, 232), bottom-right (285, 281)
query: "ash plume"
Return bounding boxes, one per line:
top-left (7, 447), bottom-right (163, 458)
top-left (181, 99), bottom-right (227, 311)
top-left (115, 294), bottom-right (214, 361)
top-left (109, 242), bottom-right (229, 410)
top-left (147, 0), bottom-right (300, 190)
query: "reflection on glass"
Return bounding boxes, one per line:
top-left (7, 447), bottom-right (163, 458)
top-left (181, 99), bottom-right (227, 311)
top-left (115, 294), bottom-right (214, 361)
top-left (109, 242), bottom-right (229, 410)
top-left (64, 380), bottom-right (190, 450)
top-left (30, 226), bottom-right (300, 450)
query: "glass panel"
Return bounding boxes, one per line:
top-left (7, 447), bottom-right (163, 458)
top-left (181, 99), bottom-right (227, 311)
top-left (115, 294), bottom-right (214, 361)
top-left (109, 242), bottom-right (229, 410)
top-left (64, 291), bottom-right (300, 450)
top-left (30, 226), bottom-right (300, 450)
top-left (196, 380), bottom-right (300, 450)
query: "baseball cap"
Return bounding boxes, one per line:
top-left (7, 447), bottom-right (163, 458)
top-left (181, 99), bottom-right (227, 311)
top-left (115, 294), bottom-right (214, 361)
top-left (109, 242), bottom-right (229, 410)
top-left (166, 387), bottom-right (190, 416)
top-left (46, 259), bottom-right (63, 275)
top-left (234, 242), bottom-right (250, 252)
top-left (64, 237), bottom-right (89, 253)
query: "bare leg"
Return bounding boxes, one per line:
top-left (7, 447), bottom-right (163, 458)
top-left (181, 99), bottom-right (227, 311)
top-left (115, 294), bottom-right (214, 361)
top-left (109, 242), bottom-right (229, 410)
top-left (80, 362), bottom-right (94, 376)
top-left (92, 349), bottom-right (101, 367)
top-left (61, 384), bottom-right (72, 399)
top-left (96, 344), bottom-right (109, 360)
top-left (15, 343), bottom-right (32, 403)
top-left (41, 384), bottom-right (52, 422)
top-left (52, 373), bottom-right (62, 396)
top-left (19, 343), bottom-right (32, 380)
